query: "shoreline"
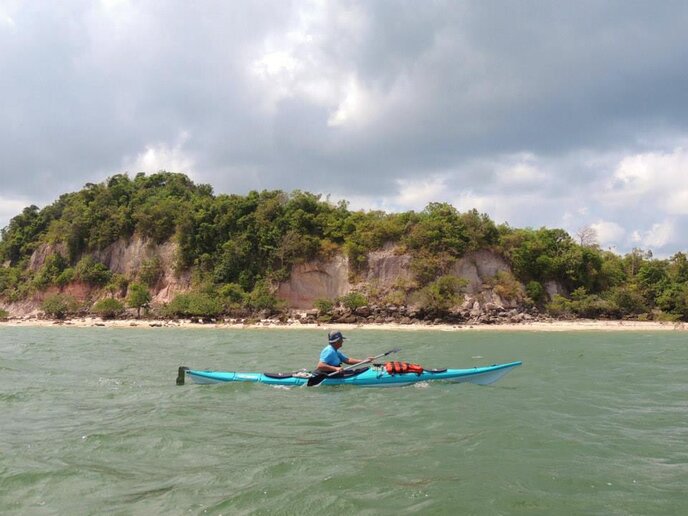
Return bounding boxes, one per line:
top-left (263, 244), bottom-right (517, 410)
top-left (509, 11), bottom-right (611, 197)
top-left (1, 317), bottom-right (686, 332)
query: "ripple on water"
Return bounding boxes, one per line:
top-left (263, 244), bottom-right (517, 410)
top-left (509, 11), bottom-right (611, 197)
top-left (1, 327), bottom-right (687, 514)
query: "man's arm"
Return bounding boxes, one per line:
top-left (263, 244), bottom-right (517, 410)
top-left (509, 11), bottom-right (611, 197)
top-left (343, 357), bottom-right (374, 365)
top-left (316, 361), bottom-right (342, 373)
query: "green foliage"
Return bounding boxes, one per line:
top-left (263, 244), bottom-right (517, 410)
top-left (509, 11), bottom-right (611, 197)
top-left (0, 266), bottom-right (23, 295)
top-left (246, 281), bottom-right (280, 312)
top-left (127, 283), bottom-right (152, 318)
top-left (490, 271), bottom-right (525, 302)
top-left (5, 172), bottom-right (688, 322)
top-left (91, 298), bottom-right (125, 319)
top-left (607, 285), bottom-right (648, 317)
top-left (0, 308), bottom-right (9, 319)
top-left (75, 256), bottom-right (112, 286)
top-left (338, 292), bottom-right (368, 310)
top-left (105, 274), bottom-right (129, 298)
top-left (418, 275), bottom-right (467, 312)
top-left (314, 298), bottom-right (334, 314)
top-left (56, 268), bottom-right (75, 287)
top-left (165, 292), bottom-right (222, 318)
top-left (525, 281), bottom-right (546, 305)
top-left (655, 283), bottom-right (688, 320)
top-left (33, 253), bottom-right (68, 289)
top-left (217, 283), bottom-right (246, 309)
top-left (41, 293), bottom-right (79, 319)
top-left (403, 204), bottom-right (497, 257)
top-left (410, 251), bottom-right (455, 286)
top-left (138, 257), bottom-right (163, 287)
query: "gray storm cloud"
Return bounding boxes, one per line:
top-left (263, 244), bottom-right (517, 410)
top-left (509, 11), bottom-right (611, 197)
top-left (1, 0), bottom-right (688, 255)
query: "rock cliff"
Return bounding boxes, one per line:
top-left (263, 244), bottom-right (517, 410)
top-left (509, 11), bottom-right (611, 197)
top-left (3, 238), bottom-right (549, 319)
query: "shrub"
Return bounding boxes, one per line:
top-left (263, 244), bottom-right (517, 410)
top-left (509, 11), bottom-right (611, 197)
top-left (339, 292), bottom-right (368, 310)
top-left (75, 256), bottom-right (112, 286)
top-left (409, 251), bottom-right (455, 286)
top-left (546, 289), bottom-right (619, 319)
top-left (127, 283), bottom-right (151, 318)
top-left (218, 283), bottom-right (246, 309)
top-left (33, 253), bottom-right (68, 288)
top-left (42, 293), bottom-right (79, 319)
top-left (314, 298), bottom-right (334, 314)
top-left (92, 298), bottom-right (125, 319)
top-left (608, 285), bottom-right (648, 317)
top-left (418, 275), bottom-right (467, 312)
top-left (525, 281), bottom-right (546, 305)
top-left (105, 274), bottom-right (129, 297)
top-left (490, 271), bottom-right (525, 302)
top-left (246, 281), bottom-right (280, 312)
top-left (0, 308), bottom-right (9, 320)
top-left (165, 292), bottom-right (222, 318)
top-left (55, 268), bottom-right (75, 287)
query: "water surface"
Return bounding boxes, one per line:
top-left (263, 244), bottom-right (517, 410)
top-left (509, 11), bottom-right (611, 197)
top-left (1, 327), bottom-right (686, 514)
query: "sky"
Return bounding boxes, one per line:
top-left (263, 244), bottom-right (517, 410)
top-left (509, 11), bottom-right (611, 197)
top-left (1, 0), bottom-right (688, 256)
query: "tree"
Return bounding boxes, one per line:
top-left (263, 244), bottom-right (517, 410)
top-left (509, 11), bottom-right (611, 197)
top-left (576, 225), bottom-right (598, 247)
top-left (127, 283), bottom-right (151, 318)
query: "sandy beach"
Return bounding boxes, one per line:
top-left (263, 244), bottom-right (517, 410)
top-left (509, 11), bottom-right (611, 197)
top-left (1, 317), bottom-right (686, 332)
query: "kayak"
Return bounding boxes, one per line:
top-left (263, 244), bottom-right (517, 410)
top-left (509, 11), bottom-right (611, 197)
top-left (176, 361), bottom-right (522, 388)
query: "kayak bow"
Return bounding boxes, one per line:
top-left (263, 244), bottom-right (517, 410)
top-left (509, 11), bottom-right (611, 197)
top-left (176, 361), bottom-right (522, 388)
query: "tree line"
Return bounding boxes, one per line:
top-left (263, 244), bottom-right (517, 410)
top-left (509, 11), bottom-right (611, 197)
top-left (1, 172), bottom-right (687, 321)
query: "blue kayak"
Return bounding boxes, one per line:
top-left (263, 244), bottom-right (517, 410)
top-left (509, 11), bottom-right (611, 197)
top-left (177, 361), bottom-right (522, 388)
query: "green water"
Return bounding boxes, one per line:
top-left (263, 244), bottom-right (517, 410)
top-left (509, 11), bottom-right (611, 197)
top-left (1, 327), bottom-right (686, 515)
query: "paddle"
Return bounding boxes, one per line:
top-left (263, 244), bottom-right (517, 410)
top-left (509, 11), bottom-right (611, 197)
top-left (306, 347), bottom-right (401, 387)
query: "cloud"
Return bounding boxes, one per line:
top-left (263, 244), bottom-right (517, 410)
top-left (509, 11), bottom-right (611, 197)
top-left (2, 1), bottom-right (688, 254)
top-left (123, 132), bottom-right (195, 176)
top-left (590, 221), bottom-right (625, 249)
top-left (640, 220), bottom-right (677, 250)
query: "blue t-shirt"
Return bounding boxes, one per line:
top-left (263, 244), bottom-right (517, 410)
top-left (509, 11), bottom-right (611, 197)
top-left (320, 345), bottom-right (348, 366)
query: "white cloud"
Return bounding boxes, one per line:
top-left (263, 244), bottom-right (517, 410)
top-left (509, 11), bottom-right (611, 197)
top-left (640, 220), bottom-right (676, 249)
top-left (328, 75), bottom-right (375, 127)
top-left (494, 153), bottom-right (546, 187)
top-left (590, 220), bottom-right (625, 247)
top-left (605, 147), bottom-right (688, 212)
top-left (394, 176), bottom-right (448, 210)
top-left (124, 132), bottom-right (194, 175)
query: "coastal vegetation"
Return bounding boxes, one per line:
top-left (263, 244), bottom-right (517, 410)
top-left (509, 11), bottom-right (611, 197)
top-left (1, 172), bottom-right (688, 322)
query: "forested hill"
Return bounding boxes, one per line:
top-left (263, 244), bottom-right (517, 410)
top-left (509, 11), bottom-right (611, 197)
top-left (1, 172), bottom-right (688, 322)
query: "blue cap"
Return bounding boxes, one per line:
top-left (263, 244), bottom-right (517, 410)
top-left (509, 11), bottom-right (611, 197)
top-left (328, 331), bottom-right (346, 344)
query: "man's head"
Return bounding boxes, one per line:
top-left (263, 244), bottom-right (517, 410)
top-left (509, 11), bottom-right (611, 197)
top-left (328, 331), bottom-right (346, 347)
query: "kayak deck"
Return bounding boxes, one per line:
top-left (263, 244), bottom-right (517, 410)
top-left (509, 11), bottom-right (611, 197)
top-left (177, 361), bottom-right (522, 388)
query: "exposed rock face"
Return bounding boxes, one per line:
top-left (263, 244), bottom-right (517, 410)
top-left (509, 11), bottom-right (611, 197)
top-left (10, 237), bottom-right (535, 320)
top-left (92, 236), bottom-right (190, 303)
top-left (277, 247), bottom-right (517, 310)
top-left (8, 236), bottom-right (192, 316)
top-left (365, 243), bottom-right (413, 289)
top-left (277, 255), bottom-right (350, 308)
top-left (28, 243), bottom-right (68, 272)
top-left (544, 280), bottom-right (567, 299)
top-left (452, 249), bottom-right (511, 294)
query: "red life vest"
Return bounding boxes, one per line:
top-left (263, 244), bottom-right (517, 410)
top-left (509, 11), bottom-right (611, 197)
top-left (384, 361), bottom-right (424, 375)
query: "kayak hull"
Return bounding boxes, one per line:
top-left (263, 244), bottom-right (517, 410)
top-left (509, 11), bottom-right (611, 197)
top-left (182, 361), bottom-right (522, 388)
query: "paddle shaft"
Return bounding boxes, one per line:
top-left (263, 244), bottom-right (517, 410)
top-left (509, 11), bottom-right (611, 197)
top-left (326, 348), bottom-right (399, 376)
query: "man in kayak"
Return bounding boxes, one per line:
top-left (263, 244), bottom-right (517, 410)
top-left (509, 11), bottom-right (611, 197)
top-left (315, 331), bottom-right (372, 374)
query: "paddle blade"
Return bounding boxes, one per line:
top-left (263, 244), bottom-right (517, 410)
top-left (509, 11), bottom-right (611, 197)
top-left (306, 374), bottom-right (327, 387)
top-left (176, 366), bottom-right (189, 385)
